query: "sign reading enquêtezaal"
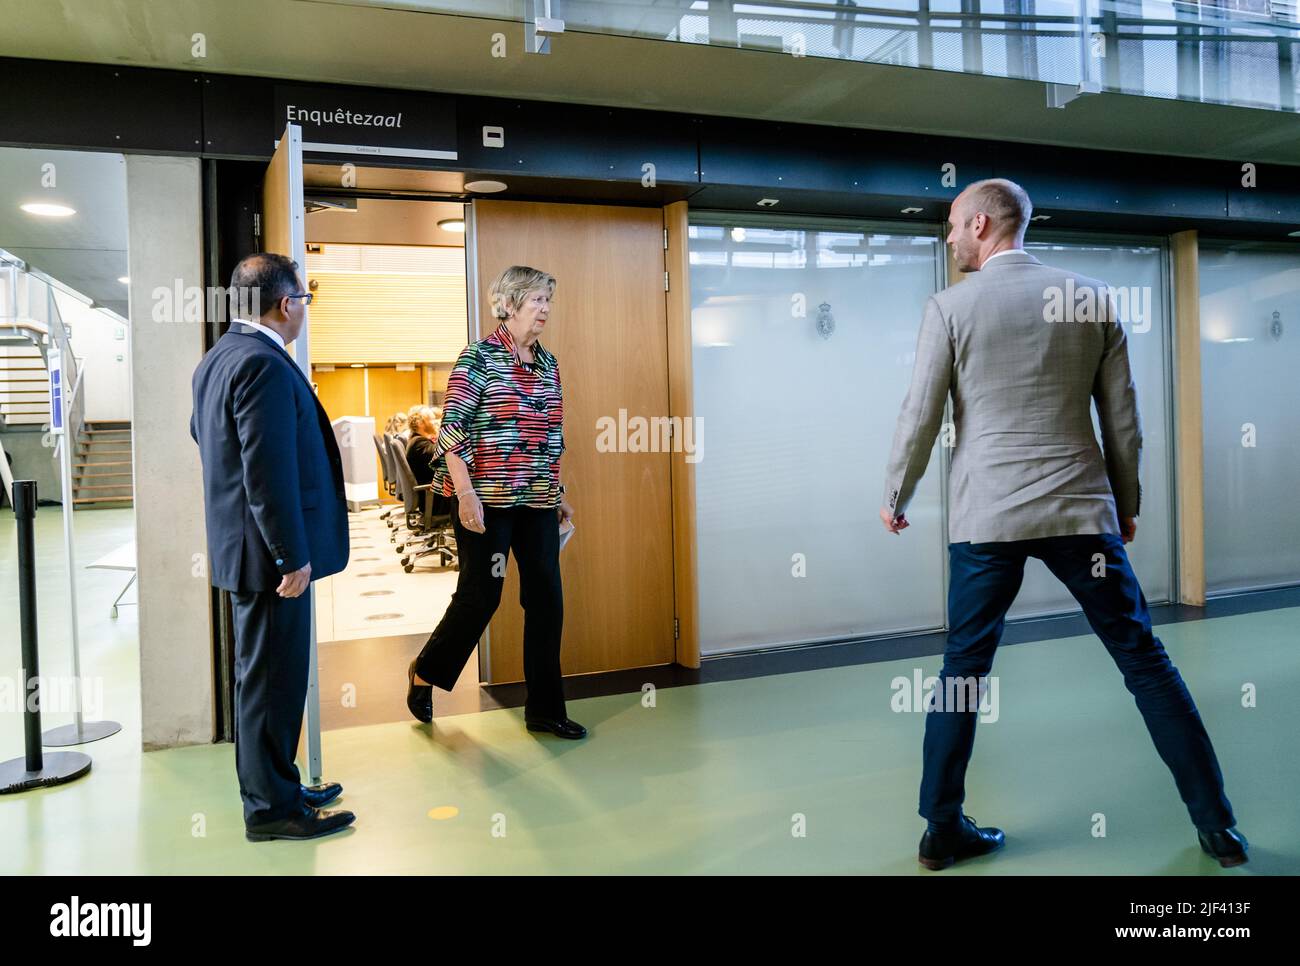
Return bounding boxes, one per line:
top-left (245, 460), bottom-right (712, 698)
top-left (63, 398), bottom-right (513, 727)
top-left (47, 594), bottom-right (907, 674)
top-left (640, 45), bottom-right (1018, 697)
top-left (273, 84), bottom-right (457, 161)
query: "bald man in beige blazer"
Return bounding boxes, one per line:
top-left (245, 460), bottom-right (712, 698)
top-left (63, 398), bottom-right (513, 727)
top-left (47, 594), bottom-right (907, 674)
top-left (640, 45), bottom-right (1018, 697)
top-left (881, 178), bottom-right (1245, 871)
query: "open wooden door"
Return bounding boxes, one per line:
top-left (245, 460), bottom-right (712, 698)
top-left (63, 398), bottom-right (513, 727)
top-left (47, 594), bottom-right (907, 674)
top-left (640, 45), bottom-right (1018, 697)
top-left (469, 199), bottom-right (677, 684)
top-left (262, 123), bottom-right (324, 783)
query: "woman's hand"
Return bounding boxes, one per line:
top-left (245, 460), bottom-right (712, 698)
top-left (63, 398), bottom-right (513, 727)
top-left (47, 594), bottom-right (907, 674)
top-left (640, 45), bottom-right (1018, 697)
top-left (457, 489), bottom-right (486, 533)
top-left (558, 499), bottom-right (574, 525)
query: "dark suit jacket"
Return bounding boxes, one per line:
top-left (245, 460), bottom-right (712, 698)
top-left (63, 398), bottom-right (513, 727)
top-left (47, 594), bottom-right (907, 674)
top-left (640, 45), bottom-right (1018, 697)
top-left (190, 323), bottom-right (349, 592)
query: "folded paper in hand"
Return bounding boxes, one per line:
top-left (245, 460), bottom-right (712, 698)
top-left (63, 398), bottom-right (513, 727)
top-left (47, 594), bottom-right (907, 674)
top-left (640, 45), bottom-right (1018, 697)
top-left (559, 519), bottom-right (575, 550)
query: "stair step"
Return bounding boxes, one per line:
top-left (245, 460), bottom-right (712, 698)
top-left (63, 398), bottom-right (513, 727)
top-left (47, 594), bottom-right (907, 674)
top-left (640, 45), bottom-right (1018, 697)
top-left (83, 428), bottom-right (131, 435)
top-left (74, 497), bottom-right (135, 505)
top-left (73, 482), bottom-right (136, 491)
top-left (76, 447), bottom-right (131, 455)
top-left (75, 470), bottom-right (134, 480)
top-left (87, 420), bottom-right (131, 428)
top-left (73, 460), bottom-right (132, 468)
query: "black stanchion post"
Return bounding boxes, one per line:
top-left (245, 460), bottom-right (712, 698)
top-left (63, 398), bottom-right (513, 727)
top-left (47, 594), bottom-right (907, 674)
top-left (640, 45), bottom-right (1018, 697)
top-left (0, 480), bottom-right (91, 793)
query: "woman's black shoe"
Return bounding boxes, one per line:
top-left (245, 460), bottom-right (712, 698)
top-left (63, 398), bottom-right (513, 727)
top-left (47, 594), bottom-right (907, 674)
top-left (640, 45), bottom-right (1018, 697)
top-left (406, 659), bottom-right (433, 723)
top-left (525, 716), bottom-right (587, 739)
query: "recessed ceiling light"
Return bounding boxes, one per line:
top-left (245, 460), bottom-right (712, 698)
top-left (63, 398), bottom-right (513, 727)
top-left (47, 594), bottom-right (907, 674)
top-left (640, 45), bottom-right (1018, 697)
top-left (349, 363), bottom-right (365, 368)
top-left (1031, 214), bottom-right (1052, 222)
top-left (1289, 229), bottom-right (1300, 237)
top-left (20, 202), bottom-right (76, 217)
top-left (118, 276), bottom-right (130, 284)
top-left (464, 180), bottom-right (507, 193)
top-left (756, 198), bottom-right (779, 207)
top-left (900, 206), bottom-right (923, 215)
top-left (437, 218), bottom-right (466, 233)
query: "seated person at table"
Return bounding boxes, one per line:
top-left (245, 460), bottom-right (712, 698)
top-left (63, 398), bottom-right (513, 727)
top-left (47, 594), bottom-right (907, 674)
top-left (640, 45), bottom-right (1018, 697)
top-left (405, 407), bottom-right (451, 516)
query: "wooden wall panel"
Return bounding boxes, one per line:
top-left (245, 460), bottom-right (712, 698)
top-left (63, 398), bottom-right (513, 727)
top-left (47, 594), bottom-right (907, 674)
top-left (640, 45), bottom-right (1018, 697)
top-left (1171, 230), bottom-right (1205, 606)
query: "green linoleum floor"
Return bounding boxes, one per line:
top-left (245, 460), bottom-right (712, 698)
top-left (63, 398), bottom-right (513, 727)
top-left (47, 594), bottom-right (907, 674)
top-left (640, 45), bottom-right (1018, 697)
top-left (2, 509), bottom-right (1297, 874)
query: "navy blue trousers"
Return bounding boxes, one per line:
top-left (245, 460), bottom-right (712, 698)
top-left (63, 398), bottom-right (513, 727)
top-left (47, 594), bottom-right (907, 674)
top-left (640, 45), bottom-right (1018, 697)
top-left (229, 588), bottom-right (310, 826)
top-left (920, 533), bottom-right (1236, 832)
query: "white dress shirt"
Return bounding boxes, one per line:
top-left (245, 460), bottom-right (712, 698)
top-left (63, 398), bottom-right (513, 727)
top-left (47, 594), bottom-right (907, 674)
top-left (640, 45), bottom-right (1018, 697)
top-left (982, 248), bottom-right (1028, 266)
top-left (235, 318), bottom-right (286, 351)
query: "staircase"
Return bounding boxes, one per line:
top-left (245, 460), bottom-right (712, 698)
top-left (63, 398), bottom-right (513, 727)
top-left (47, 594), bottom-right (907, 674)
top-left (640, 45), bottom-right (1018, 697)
top-left (1, 253), bottom-right (131, 511)
top-left (0, 329), bottom-right (52, 427)
top-left (73, 420), bottom-right (134, 507)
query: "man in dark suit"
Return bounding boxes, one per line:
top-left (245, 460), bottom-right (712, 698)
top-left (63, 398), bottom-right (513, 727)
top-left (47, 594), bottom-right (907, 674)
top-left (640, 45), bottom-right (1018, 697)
top-left (191, 252), bottom-right (354, 842)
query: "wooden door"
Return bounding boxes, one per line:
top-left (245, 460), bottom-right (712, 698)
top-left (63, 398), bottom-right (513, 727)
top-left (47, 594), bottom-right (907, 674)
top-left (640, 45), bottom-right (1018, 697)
top-left (471, 200), bottom-right (676, 681)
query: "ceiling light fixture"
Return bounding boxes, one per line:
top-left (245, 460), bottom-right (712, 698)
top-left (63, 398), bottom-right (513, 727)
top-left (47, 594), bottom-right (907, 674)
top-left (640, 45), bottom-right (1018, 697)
top-left (20, 202), bottom-right (76, 217)
top-left (464, 180), bottom-right (508, 193)
top-left (437, 218), bottom-right (466, 233)
top-left (118, 276), bottom-right (130, 284)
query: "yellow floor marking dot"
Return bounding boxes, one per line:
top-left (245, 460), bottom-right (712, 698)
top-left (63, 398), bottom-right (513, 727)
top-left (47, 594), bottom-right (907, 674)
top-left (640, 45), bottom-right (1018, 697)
top-left (427, 806), bottom-right (460, 820)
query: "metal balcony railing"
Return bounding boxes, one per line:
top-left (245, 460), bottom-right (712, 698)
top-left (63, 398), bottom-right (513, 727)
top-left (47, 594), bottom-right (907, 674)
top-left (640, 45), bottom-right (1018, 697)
top-left (313, 0), bottom-right (1300, 112)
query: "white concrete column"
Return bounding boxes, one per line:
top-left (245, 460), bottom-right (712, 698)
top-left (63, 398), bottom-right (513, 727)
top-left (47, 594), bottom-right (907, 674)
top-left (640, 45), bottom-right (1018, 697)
top-left (125, 155), bottom-right (214, 749)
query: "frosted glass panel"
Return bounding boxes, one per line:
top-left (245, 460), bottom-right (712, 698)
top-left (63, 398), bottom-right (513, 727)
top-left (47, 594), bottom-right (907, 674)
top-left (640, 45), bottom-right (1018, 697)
top-left (689, 222), bottom-right (945, 655)
top-left (1008, 238), bottom-right (1174, 618)
top-left (1199, 244), bottom-right (1300, 594)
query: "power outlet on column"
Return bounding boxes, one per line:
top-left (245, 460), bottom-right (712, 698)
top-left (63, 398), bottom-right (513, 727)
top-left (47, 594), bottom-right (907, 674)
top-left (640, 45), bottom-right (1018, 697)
top-left (482, 126), bottom-right (505, 149)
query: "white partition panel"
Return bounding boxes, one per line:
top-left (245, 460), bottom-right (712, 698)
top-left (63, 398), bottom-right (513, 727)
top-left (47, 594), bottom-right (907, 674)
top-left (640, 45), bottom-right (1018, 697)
top-left (689, 219), bottom-right (946, 655)
top-left (1199, 242), bottom-right (1300, 594)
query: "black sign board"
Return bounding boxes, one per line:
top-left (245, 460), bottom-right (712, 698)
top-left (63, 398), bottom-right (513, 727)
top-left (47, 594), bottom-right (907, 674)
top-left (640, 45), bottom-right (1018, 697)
top-left (272, 83), bottom-right (457, 161)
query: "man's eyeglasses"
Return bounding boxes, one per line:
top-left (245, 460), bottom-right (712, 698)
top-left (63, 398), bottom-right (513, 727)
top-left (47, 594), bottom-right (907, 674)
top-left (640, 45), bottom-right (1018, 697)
top-left (284, 292), bottom-right (313, 305)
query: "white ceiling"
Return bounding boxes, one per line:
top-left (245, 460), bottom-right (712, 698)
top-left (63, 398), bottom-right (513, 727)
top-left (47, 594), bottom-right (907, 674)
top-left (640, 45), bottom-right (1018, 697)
top-left (0, 147), bottom-right (130, 317)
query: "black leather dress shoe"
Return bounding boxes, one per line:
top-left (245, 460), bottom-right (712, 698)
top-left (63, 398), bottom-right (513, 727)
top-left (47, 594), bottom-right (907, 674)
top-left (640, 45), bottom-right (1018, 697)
top-left (245, 803), bottom-right (356, 843)
top-left (407, 659), bottom-right (433, 723)
top-left (301, 782), bottom-right (342, 808)
top-left (1198, 827), bottom-right (1249, 867)
top-left (918, 814), bottom-right (1005, 870)
top-left (525, 716), bottom-right (588, 740)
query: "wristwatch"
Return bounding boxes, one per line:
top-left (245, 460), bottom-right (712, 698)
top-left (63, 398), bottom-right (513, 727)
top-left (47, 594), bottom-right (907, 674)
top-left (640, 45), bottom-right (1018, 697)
top-left (558, 484), bottom-right (566, 496)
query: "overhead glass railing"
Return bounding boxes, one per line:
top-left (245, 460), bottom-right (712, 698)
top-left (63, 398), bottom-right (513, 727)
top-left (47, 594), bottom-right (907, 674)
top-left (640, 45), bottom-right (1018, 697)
top-left (313, 0), bottom-right (1300, 112)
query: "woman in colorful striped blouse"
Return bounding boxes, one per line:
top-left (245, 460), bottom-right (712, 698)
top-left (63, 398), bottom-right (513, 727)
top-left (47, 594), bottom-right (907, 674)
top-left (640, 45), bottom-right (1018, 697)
top-left (405, 265), bottom-right (585, 739)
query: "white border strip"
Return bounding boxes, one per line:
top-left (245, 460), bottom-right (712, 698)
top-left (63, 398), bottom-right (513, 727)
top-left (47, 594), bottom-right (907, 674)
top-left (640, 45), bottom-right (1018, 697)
top-left (293, 141), bottom-right (458, 160)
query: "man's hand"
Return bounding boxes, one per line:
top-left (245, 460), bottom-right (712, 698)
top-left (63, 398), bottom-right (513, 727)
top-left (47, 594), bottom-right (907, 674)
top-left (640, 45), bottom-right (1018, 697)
top-left (277, 561), bottom-right (312, 598)
top-left (558, 499), bottom-right (574, 526)
top-left (1120, 516), bottom-right (1138, 544)
top-left (880, 507), bottom-right (909, 535)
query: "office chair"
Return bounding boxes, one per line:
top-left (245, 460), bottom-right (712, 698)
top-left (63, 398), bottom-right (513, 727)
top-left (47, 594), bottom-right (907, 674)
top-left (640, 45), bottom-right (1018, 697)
top-left (389, 442), bottom-right (455, 570)
top-left (383, 434), bottom-right (410, 537)
top-left (374, 433), bottom-right (403, 521)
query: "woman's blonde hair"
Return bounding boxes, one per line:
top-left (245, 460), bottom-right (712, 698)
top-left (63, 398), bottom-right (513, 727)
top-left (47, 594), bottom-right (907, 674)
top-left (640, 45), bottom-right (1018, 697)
top-left (408, 404), bottom-right (438, 437)
top-left (488, 265), bottom-right (556, 320)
